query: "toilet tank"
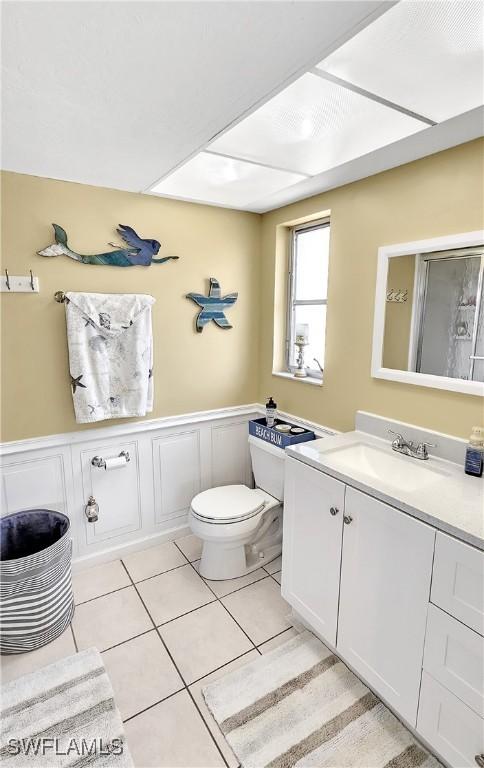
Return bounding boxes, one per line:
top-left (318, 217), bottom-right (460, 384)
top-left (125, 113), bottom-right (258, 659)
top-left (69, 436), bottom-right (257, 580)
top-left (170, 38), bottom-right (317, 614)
top-left (248, 436), bottom-right (285, 501)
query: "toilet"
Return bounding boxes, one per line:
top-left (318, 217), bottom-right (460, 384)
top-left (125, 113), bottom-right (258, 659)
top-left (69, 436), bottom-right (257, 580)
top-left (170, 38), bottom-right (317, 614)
top-left (189, 435), bottom-right (284, 580)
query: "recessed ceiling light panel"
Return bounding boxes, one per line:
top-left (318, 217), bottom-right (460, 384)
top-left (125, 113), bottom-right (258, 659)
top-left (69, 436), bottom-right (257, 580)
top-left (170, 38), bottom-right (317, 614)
top-left (317, 0), bottom-right (484, 123)
top-left (150, 152), bottom-right (306, 208)
top-left (209, 73), bottom-right (425, 176)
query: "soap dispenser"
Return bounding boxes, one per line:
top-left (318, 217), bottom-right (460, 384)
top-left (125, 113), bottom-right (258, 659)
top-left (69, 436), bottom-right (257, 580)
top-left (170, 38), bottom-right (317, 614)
top-left (465, 426), bottom-right (484, 477)
top-left (265, 397), bottom-right (277, 428)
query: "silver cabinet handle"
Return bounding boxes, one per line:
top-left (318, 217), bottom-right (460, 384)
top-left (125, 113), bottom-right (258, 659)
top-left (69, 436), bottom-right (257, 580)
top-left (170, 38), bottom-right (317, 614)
top-left (343, 515), bottom-right (353, 525)
top-left (475, 755), bottom-right (484, 768)
top-left (330, 507), bottom-right (339, 516)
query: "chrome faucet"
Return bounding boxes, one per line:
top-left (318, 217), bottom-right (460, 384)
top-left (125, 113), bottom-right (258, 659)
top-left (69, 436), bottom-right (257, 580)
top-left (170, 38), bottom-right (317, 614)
top-left (389, 430), bottom-right (436, 461)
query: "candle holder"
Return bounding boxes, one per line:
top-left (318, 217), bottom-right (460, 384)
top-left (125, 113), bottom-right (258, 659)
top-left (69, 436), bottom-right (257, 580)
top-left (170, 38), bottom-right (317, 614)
top-left (294, 340), bottom-right (308, 378)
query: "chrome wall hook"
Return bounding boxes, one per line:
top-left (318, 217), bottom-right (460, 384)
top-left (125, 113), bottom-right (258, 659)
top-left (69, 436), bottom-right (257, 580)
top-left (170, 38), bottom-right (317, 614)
top-left (1, 272), bottom-right (39, 293)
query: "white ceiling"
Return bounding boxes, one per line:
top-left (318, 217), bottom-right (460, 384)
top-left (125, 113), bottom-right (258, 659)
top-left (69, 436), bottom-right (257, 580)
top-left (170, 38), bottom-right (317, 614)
top-left (1, 1), bottom-right (388, 191)
top-left (2, 1), bottom-right (483, 213)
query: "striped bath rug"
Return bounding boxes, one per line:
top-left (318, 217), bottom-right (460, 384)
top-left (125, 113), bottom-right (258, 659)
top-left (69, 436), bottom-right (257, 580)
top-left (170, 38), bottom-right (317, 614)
top-left (0, 648), bottom-right (133, 767)
top-left (203, 631), bottom-right (440, 768)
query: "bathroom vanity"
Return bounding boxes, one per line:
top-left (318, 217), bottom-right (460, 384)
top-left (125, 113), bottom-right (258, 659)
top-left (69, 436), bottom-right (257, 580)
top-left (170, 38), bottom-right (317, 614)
top-left (282, 429), bottom-right (484, 768)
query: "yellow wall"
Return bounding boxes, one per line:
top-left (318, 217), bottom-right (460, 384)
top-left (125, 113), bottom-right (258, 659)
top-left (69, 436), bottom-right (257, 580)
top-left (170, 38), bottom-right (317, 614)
top-left (259, 139), bottom-right (484, 438)
top-left (382, 255), bottom-right (416, 370)
top-left (2, 140), bottom-right (483, 443)
top-left (0, 172), bottom-right (261, 441)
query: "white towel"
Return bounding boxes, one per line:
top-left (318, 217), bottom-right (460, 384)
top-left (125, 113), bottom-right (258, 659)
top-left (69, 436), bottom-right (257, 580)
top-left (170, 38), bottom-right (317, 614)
top-left (64, 292), bottom-right (155, 424)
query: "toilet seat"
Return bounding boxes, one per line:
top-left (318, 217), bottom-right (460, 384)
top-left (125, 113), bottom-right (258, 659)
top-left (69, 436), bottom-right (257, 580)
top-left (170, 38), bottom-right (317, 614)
top-left (191, 485), bottom-right (267, 525)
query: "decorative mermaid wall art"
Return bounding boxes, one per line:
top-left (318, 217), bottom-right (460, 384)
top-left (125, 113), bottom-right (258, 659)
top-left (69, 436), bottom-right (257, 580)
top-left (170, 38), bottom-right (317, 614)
top-left (38, 223), bottom-right (179, 267)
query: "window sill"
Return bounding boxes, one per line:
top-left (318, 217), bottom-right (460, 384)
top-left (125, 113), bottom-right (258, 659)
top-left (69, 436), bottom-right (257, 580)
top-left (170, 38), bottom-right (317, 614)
top-left (272, 371), bottom-right (323, 387)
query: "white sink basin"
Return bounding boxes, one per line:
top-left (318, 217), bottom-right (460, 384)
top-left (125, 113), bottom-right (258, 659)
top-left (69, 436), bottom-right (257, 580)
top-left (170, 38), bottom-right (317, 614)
top-left (320, 441), bottom-right (449, 493)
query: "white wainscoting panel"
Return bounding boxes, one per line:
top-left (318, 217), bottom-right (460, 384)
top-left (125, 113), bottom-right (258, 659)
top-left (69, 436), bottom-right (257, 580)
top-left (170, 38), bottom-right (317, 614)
top-left (0, 406), bottom-right (262, 566)
top-left (75, 439), bottom-right (142, 546)
top-left (153, 429), bottom-right (201, 525)
top-left (211, 420), bottom-right (252, 488)
top-left (0, 445), bottom-right (78, 555)
top-left (2, 454), bottom-right (66, 514)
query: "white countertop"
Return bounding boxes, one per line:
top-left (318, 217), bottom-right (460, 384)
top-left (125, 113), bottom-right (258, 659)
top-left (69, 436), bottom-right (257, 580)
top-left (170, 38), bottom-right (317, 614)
top-left (286, 430), bottom-right (484, 550)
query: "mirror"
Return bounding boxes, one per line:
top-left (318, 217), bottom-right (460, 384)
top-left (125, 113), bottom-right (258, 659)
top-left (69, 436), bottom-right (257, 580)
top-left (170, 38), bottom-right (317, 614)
top-left (372, 232), bottom-right (484, 396)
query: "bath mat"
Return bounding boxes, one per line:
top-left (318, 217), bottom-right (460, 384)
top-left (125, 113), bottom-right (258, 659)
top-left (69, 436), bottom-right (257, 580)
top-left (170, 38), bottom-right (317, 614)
top-left (0, 647), bottom-right (133, 767)
top-left (203, 631), bottom-right (440, 768)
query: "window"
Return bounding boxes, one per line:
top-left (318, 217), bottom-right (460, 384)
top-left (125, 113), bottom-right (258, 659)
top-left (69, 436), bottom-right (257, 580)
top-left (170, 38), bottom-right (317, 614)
top-left (286, 220), bottom-right (330, 379)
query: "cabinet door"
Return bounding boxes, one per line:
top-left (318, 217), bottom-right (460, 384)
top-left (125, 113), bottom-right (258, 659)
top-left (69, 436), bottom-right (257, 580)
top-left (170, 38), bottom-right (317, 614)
top-left (337, 487), bottom-right (435, 725)
top-left (418, 672), bottom-right (484, 768)
top-left (281, 457), bottom-right (345, 646)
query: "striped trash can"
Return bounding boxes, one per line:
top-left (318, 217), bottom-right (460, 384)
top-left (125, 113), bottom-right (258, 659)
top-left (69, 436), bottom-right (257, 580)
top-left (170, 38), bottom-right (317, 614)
top-left (0, 509), bottom-right (74, 654)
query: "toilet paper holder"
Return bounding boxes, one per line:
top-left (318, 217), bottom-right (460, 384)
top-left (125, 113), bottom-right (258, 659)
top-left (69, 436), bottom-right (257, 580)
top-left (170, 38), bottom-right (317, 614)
top-left (91, 450), bottom-right (130, 469)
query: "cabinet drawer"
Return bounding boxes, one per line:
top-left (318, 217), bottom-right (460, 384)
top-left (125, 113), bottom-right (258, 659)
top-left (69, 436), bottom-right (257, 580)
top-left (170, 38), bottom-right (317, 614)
top-left (424, 604), bottom-right (484, 717)
top-left (418, 672), bottom-right (484, 768)
top-left (431, 532), bottom-right (484, 635)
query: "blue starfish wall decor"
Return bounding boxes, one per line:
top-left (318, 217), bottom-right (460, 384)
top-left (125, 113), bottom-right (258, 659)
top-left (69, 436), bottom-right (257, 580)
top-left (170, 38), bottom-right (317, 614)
top-left (186, 278), bottom-right (238, 332)
top-left (38, 224), bottom-right (179, 267)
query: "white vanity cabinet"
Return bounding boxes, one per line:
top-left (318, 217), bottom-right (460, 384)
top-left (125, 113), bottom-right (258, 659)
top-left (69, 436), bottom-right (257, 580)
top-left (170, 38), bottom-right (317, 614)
top-left (282, 455), bottom-right (484, 765)
top-left (282, 457), bottom-right (344, 645)
top-left (417, 533), bottom-right (484, 768)
top-left (282, 460), bottom-right (434, 724)
top-left (337, 487), bottom-right (435, 725)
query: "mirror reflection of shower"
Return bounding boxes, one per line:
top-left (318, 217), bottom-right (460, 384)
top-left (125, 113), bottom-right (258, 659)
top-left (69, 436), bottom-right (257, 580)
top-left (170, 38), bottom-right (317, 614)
top-left (416, 251), bottom-right (483, 381)
top-left (382, 247), bottom-right (484, 383)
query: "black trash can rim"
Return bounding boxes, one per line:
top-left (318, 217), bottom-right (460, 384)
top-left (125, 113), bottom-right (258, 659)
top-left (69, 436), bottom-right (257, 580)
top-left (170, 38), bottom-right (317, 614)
top-left (0, 509), bottom-right (71, 563)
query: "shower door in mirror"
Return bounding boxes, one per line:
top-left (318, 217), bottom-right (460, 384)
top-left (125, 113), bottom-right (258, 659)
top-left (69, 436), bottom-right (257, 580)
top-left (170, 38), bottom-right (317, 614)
top-left (416, 252), bottom-right (483, 382)
top-left (381, 247), bottom-right (484, 385)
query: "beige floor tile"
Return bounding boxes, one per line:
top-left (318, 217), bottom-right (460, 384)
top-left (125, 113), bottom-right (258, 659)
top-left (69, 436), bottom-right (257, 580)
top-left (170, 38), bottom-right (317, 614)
top-left (193, 560), bottom-right (268, 598)
top-left (72, 586), bottom-right (151, 652)
top-left (175, 533), bottom-right (203, 562)
top-left (258, 627), bottom-right (300, 654)
top-left (189, 649), bottom-right (258, 768)
top-left (137, 564), bottom-right (214, 626)
top-left (221, 577), bottom-right (291, 645)
top-left (72, 560), bottom-right (130, 605)
top-left (160, 601), bottom-right (253, 684)
top-left (0, 626), bottom-right (76, 684)
top-left (125, 689), bottom-right (225, 767)
top-left (102, 631), bottom-right (183, 720)
top-left (272, 571), bottom-right (281, 584)
top-left (123, 541), bottom-right (186, 583)
top-left (264, 555), bottom-right (282, 574)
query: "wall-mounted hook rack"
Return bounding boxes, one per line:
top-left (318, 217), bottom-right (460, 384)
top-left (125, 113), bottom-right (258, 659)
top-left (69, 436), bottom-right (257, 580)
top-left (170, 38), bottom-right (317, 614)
top-left (1, 272), bottom-right (40, 293)
top-left (386, 288), bottom-right (408, 303)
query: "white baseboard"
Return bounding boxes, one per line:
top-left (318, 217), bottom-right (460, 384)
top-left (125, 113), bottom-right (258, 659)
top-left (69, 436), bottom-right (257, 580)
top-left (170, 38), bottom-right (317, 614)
top-left (71, 522), bottom-right (191, 572)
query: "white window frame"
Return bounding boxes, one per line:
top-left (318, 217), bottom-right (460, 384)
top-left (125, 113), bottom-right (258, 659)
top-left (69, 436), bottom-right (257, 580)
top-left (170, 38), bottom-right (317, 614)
top-left (286, 218), bottom-right (330, 380)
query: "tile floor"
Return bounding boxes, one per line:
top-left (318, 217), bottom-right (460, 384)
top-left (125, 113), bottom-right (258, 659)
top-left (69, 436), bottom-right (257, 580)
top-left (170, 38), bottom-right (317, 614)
top-left (1, 533), bottom-right (295, 768)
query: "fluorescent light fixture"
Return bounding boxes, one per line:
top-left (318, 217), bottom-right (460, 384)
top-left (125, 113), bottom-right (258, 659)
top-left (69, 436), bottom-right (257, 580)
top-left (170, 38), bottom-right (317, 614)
top-left (209, 73), bottom-right (425, 176)
top-left (317, 0), bottom-right (484, 123)
top-left (150, 152), bottom-right (306, 208)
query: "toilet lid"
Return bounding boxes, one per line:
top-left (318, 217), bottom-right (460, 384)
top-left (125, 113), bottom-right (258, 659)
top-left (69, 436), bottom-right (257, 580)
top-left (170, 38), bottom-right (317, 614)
top-left (191, 485), bottom-right (265, 524)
